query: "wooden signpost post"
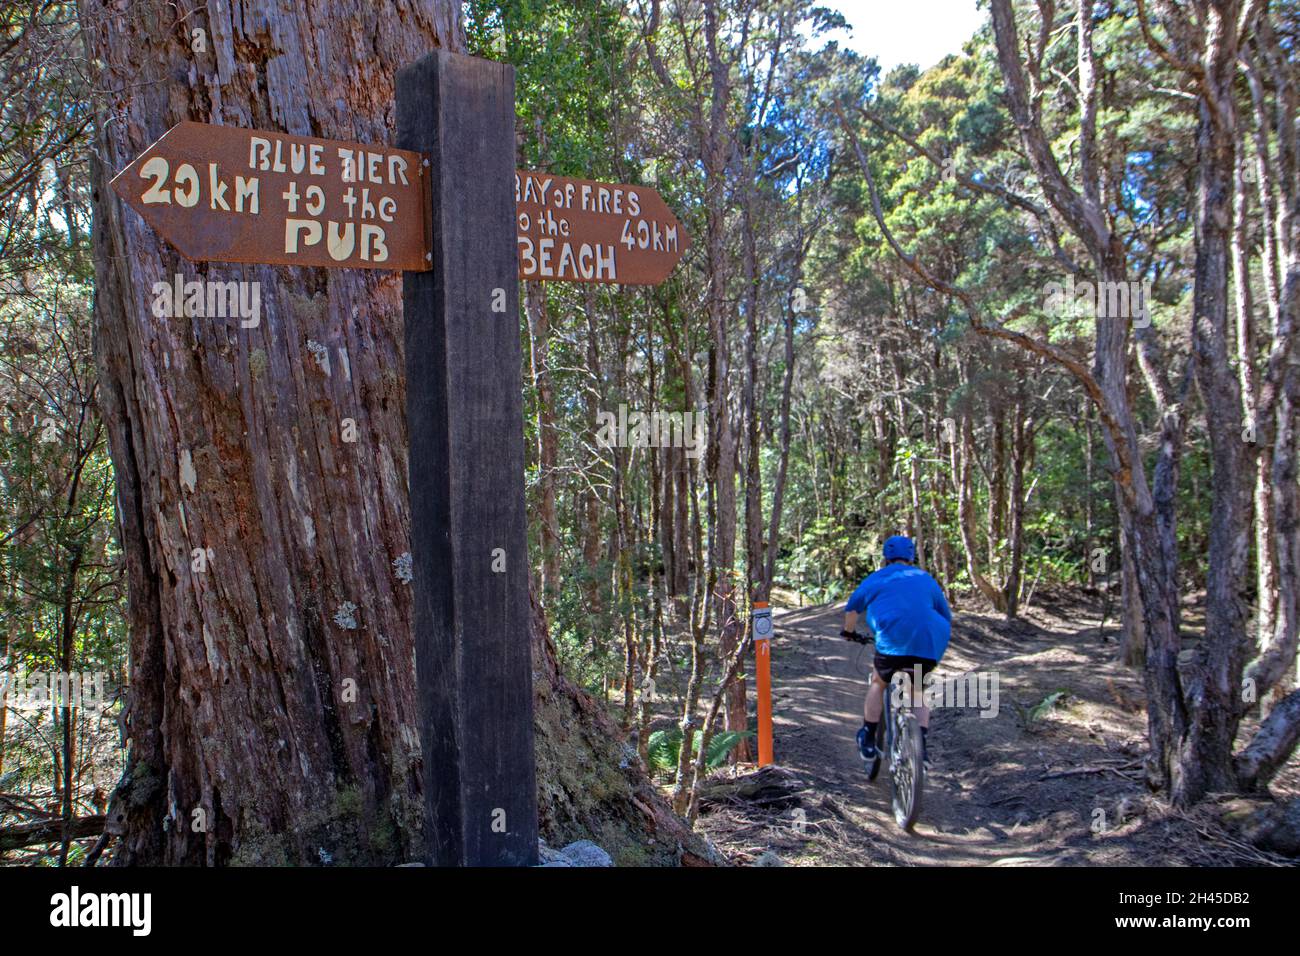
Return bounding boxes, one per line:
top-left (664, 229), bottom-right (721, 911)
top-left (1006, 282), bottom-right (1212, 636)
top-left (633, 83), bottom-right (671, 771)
top-left (397, 51), bottom-right (537, 868)
top-left (111, 48), bottom-right (690, 867)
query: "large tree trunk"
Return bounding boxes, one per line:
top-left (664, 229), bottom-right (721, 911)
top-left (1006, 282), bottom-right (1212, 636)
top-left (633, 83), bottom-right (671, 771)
top-left (85, 0), bottom-right (461, 866)
top-left (83, 0), bottom-right (703, 866)
top-left (1183, 21), bottom-right (1252, 797)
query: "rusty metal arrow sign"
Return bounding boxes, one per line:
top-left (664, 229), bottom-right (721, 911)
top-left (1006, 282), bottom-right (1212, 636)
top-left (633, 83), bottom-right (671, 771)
top-left (112, 123), bottom-right (692, 286)
top-left (111, 121), bottom-right (431, 271)
top-left (515, 170), bottom-right (690, 285)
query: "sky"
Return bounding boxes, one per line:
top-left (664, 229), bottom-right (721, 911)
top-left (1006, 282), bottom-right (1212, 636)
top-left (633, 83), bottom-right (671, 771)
top-left (803, 0), bottom-right (988, 74)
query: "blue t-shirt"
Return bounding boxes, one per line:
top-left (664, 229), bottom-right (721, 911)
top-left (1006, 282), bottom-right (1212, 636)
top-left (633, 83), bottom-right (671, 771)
top-left (844, 563), bottom-right (951, 660)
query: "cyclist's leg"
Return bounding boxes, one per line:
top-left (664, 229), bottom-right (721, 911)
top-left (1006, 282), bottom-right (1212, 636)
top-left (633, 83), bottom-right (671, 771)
top-left (865, 668), bottom-right (886, 723)
top-left (858, 659), bottom-right (890, 761)
top-left (895, 659), bottom-right (936, 728)
top-left (908, 658), bottom-right (937, 763)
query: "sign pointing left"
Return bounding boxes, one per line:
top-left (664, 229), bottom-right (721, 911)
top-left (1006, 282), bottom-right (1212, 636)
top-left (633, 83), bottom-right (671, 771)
top-left (111, 121), bottom-right (431, 271)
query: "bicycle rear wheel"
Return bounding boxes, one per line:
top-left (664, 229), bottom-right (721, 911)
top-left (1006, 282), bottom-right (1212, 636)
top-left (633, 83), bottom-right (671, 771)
top-left (891, 711), bottom-right (924, 832)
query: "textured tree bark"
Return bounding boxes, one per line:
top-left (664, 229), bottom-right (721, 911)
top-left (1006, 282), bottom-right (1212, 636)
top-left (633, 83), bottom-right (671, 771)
top-left (762, 285), bottom-right (797, 592)
top-left (580, 289), bottom-right (606, 614)
top-left (1239, 15), bottom-right (1299, 707)
top-left (1183, 14), bottom-right (1252, 797)
top-left (742, 198), bottom-right (764, 606)
top-left (85, 0), bottom-right (463, 866)
top-left (673, 443), bottom-right (691, 600)
top-left (956, 368), bottom-right (1001, 609)
top-left (1230, 129), bottom-right (1272, 666)
top-left (671, 592), bottom-right (708, 815)
top-left (83, 0), bottom-right (702, 866)
top-left (1116, 510), bottom-right (1147, 669)
top-left (987, 412), bottom-right (1006, 575)
top-left (1134, 322), bottom-right (1188, 655)
top-left (1235, 685), bottom-right (1300, 792)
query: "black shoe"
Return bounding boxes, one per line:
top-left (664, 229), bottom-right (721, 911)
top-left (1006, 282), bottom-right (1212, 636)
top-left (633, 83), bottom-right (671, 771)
top-left (857, 725), bottom-right (878, 761)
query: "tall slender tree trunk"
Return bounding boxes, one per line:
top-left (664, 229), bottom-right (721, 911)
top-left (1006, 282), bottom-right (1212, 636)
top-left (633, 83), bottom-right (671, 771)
top-left (988, 412), bottom-right (1006, 575)
top-left (700, 0), bottom-right (746, 761)
top-left (57, 546), bottom-right (83, 866)
top-left (1004, 392), bottom-right (1028, 619)
top-left (1143, 1), bottom-right (1251, 801)
top-left (762, 288), bottom-right (797, 594)
top-left (525, 280), bottom-right (560, 600)
top-left (958, 413), bottom-right (1001, 608)
top-left (1231, 137), bottom-right (1272, 664)
top-left (581, 290), bottom-right (605, 613)
top-left (742, 199), bottom-right (764, 606)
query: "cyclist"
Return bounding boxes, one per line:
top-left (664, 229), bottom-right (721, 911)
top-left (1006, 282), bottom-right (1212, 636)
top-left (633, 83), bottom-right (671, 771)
top-left (840, 535), bottom-right (951, 765)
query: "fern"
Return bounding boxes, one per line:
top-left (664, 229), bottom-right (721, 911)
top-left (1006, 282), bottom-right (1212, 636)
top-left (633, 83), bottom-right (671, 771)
top-left (644, 727), bottom-right (757, 774)
top-left (1028, 690), bottom-right (1069, 723)
top-left (647, 728), bottom-right (680, 772)
top-left (703, 730), bottom-right (754, 768)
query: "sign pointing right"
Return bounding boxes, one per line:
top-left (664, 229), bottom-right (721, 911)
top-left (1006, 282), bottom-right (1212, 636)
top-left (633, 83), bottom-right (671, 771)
top-left (515, 170), bottom-right (690, 285)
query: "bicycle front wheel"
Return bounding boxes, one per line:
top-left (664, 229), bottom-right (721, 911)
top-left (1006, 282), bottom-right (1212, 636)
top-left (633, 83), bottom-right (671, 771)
top-left (891, 712), bottom-right (924, 832)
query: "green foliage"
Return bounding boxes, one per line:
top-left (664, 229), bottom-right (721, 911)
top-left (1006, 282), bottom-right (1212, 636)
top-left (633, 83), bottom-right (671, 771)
top-left (546, 556), bottom-right (623, 693)
top-left (1013, 690), bottom-right (1071, 732)
top-left (646, 728), bottom-right (756, 776)
top-left (1, 4), bottom-right (126, 856)
top-left (778, 515), bottom-right (877, 601)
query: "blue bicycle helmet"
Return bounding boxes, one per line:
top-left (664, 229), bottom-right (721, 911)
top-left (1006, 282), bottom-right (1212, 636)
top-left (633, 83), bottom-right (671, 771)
top-left (883, 535), bottom-right (916, 562)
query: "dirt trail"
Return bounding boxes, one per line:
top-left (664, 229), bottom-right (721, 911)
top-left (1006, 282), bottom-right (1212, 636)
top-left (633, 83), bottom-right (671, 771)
top-left (696, 592), bottom-right (1294, 866)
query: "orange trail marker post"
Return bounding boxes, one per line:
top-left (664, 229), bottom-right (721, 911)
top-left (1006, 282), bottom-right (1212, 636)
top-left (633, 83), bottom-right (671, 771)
top-left (752, 601), bottom-right (774, 767)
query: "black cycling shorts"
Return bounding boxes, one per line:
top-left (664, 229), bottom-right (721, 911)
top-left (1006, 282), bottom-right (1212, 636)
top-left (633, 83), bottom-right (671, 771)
top-left (873, 653), bottom-right (937, 684)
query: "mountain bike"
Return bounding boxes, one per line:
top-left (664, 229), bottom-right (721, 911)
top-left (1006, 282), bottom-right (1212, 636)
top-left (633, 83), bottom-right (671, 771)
top-left (847, 633), bottom-right (925, 832)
